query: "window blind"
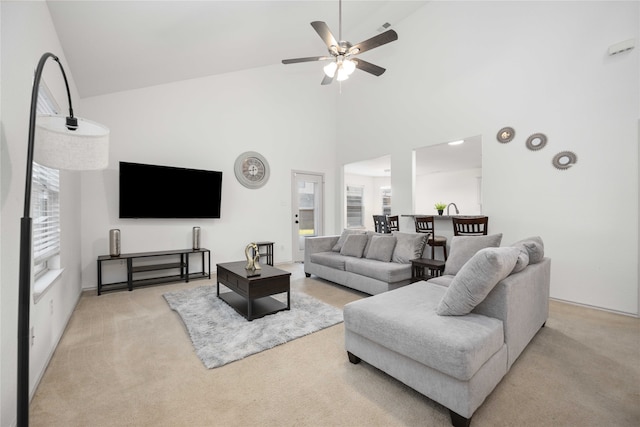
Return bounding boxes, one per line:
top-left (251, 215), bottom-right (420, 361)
top-left (381, 187), bottom-right (392, 216)
top-left (33, 83), bottom-right (60, 278)
top-left (346, 185), bottom-right (364, 228)
top-left (31, 164), bottom-right (60, 266)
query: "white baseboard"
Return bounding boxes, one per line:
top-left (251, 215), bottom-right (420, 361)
top-left (550, 297), bottom-right (638, 318)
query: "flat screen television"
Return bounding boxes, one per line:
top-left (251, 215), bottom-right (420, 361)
top-left (119, 162), bottom-right (222, 219)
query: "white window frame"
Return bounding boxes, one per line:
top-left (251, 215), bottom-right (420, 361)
top-left (381, 186), bottom-right (392, 216)
top-left (32, 83), bottom-right (62, 299)
top-left (346, 185), bottom-right (364, 228)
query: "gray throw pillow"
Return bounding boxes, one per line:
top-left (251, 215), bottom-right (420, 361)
top-left (510, 245), bottom-right (530, 274)
top-left (443, 234), bottom-right (503, 276)
top-left (363, 231), bottom-right (386, 256)
top-left (365, 235), bottom-right (397, 262)
top-left (364, 231), bottom-right (389, 255)
top-left (332, 229), bottom-right (366, 252)
top-left (391, 232), bottom-right (427, 264)
top-left (436, 247), bottom-right (520, 316)
top-left (511, 236), bottom-right (544, 264)
top-left (340, 234), bottom-right (369, 258)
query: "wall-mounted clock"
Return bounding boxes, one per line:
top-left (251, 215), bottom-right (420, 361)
top-left (234, 151), bottom-right (270, 189)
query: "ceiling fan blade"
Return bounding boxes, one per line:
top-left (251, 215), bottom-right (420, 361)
top-left (349, 30), bottom-right (398, 55)
top-left (311, 21), bottom-right (338, 49)
top-left (282, 56), bottom-right (331, 64)
top-left (353, 58), bottom-right (386, 76)
top-left (321, 74), bottom-right (335, 85)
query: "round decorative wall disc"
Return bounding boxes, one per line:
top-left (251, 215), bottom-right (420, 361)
top-left (526, 133), bottom-right (548, 151)
top-left (497, 127), bottom-right (515, 143)
top-left (552, 151), bottom-right (577, 170)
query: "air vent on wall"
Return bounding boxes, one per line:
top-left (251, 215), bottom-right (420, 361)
top-left (608, 39), bottom-right (635, 56)
top-left (377, 22), bottom-right (392, 33)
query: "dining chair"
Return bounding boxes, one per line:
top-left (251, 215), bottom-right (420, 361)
top-left (452, 216), bottom-right (489, 236)
top-left (387, 215), bottom-right (399, 232)
top-left (372, 215), bottom-right (390, 233)
top-left (414, 216), bottom-right (447, 260)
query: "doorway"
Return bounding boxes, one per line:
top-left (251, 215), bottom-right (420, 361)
top-left (291, 171), bottom-right (324, 262)
top-left (343, 155), bottom-right (391, 230)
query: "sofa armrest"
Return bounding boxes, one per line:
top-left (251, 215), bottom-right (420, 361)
top-left (473, 257), bottom-right (551, 368)
top-left (304, 235), bottom-right (340, 265)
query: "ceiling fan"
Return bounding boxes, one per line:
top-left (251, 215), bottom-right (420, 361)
top-left (281, 0), bottom-right (398, 85)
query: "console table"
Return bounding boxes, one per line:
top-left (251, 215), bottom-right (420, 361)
top-left (97, 248), bottom-right (210, 295)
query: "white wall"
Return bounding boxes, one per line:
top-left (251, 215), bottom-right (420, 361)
top-left (337, 1), bottom-right (639, 315)
top-left (79, 63), bottom-right (338, 289)
top-left (0, 2), bottom-right (3, 423)
top-left (1, 2), bottom-right (85, 425)
top-left (415, 168), bottom-right (482, 215)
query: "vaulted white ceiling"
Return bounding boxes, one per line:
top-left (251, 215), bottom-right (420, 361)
top-left (47, 0), bottom-right (428, 98)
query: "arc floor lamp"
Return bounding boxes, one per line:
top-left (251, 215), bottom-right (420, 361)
top-left (18, 52), bottom-right (109, 426)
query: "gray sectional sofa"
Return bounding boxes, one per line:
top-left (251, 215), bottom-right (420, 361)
top-left (343, 235), bottom-right (550, 427)
top-left (304, 230), bottom-right (428, 295)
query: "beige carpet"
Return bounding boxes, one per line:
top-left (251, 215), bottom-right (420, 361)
top-left (30, 263), bottom-right (640, 426)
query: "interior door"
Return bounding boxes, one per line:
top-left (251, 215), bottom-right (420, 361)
top-left (291, 171), bottom-right (324, 262)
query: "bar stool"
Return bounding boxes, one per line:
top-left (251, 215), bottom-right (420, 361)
top-left (387, 215), bottom-right (399, 232)
top-left (414, 216), bottom-right (447, 260)
top-left (372, 215), bottom-right (389, 233)
top-left (452, 216), bottom-right (489, 236)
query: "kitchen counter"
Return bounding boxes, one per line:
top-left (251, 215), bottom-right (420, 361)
top-left (401, 214), bottom-right (483, 220)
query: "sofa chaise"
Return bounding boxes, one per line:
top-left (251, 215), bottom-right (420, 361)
top-left (343, 235), bottom-right (550, 427)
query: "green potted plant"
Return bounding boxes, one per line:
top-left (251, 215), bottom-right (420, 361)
top-left (434, 202), bottom-right (447, 216)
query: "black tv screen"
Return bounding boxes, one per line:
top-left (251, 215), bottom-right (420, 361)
top-left (119, 162), bottom-right (222, 219)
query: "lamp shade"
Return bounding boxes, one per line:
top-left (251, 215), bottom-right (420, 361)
top-left (34, 114), bottom-right (109, 170)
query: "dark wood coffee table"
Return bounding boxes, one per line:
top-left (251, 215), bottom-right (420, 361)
top-left (216, 261), bottom-right (291, 321)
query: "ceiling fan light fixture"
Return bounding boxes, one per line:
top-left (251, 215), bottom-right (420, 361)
top-left (281, 0), bottom-right (399, 85)
top-left (323, 61), bottom-right (338, 78)
top-left (342, 58), bottom-right (356, 75)
top-left (336, 66), bottom-right (350, 81)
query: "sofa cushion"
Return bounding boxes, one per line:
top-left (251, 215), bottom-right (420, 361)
top-left (344, 282), bottom-right (505, 381)
top-left (365, 235), bottom-right (397, 262)
top-left (340, 234), bottom-right (369, 258)
top-left (391, 232), bottom-right (428, 264)
top-left (332, 229), bottom-right (366, 252)
top-left (511, 236), bottom-right (544, 264)
top-left (443, 233), bottom-right (503, 276)
top-left (426, 275), bottom-right (454, 288)
top-left (437, 247), bottom-right (520, 316)
top-left (345, 257), bottom-right (412, 283)
top-left (309, 252), bottom-right (348, 270)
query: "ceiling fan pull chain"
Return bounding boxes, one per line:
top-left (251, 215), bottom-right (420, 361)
top-left (339, 0), bottom-right (342, 41)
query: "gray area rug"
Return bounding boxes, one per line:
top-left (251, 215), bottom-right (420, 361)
top-left (164, 286), bottom-right (343, 368)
